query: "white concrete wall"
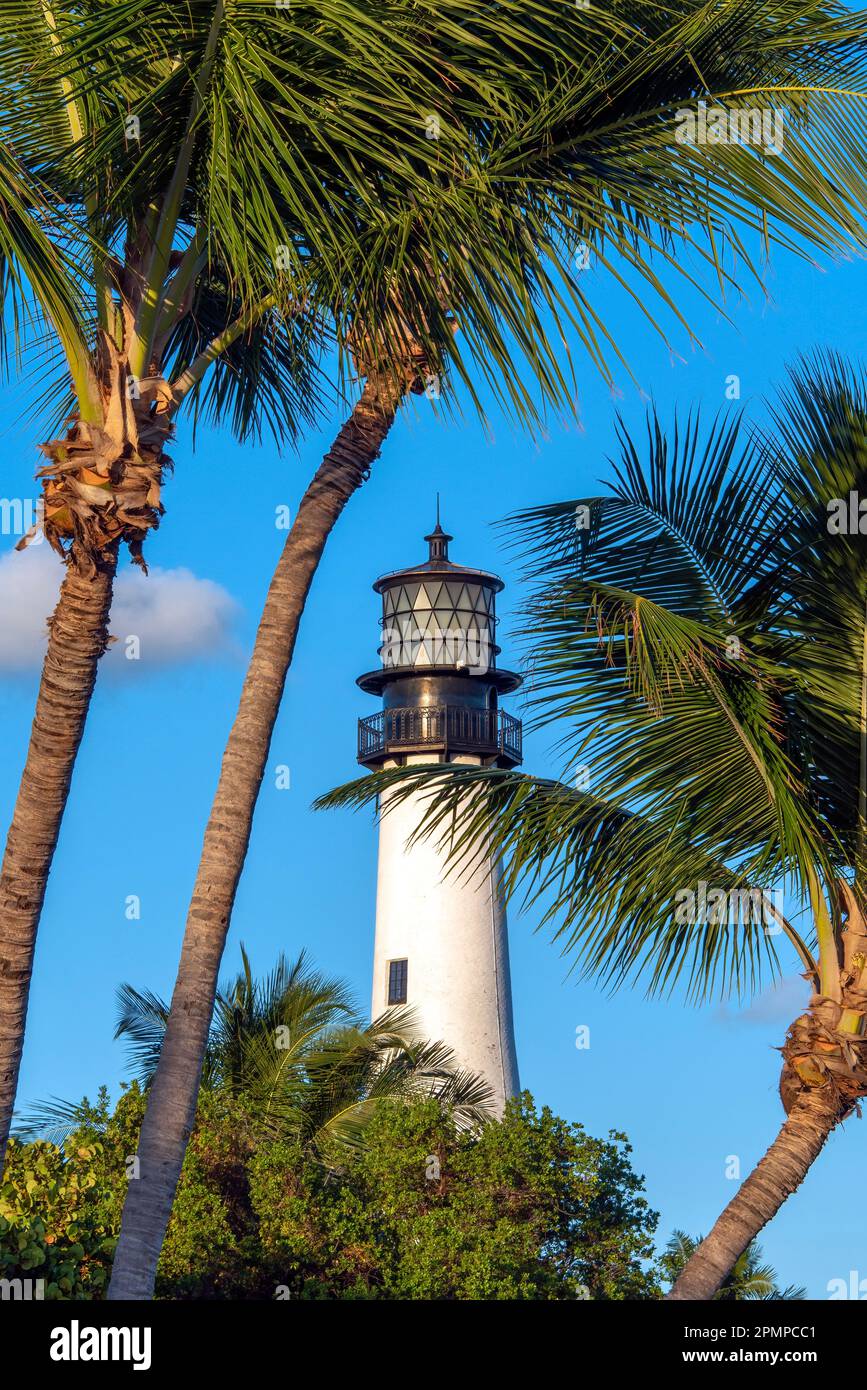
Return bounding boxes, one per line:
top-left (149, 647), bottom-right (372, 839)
top-left (370, 753), bottom-right (519, 1116)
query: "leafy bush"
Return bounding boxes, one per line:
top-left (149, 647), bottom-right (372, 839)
top-left (1, 1088), bottom-right (659, 1299)
top-left (0, 1085), bottom-right (144, 1298)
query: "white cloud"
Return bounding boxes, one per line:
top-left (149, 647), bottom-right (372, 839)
top-left (0, 543), bottom-right (240, 674)
top-left (715, 972), bottom-right (810, 1028)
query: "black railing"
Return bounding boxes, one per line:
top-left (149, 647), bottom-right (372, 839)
top-left (358, 705), bottom-right (522, 765)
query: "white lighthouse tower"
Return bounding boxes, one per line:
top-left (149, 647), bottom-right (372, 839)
top-left (356, 516), bottom-right (522, 1114)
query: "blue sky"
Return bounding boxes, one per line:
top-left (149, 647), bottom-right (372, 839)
top-left (1, 232), bottom-right (866, 1297)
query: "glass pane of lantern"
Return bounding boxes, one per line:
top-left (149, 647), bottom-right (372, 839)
top-left (426, 582), bottom-right (445, 608)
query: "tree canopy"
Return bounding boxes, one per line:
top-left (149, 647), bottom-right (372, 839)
top-left (1, 1087), bottom-right (660, 1299)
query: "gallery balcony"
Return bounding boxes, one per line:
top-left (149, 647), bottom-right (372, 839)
top-left (357, 704), bottom-right (522, 769)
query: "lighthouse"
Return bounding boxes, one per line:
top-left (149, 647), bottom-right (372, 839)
top-left (356, 516), bottom-right (522, 1113)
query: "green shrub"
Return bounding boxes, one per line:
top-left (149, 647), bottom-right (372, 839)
top-left (1, 1088), bottom-right (659, 1300)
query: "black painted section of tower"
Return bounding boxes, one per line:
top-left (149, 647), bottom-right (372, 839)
top-left (356, 522), bottom-right (523, 768)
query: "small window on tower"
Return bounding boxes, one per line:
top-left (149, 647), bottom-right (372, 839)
top-left (387, 958), bottom-right (408, 1005)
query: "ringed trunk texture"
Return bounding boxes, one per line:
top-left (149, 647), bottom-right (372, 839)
top-left (107, 377), bottom-right (403, 1300)
top-left (0, 372), bottom-right (168, 1178)
top-left (668, 1084), bottom-right (840, 1300)
top-left (671, 905), bottom-right (867, 1301)
top-left (0, 553), bottom-right (117, 1172)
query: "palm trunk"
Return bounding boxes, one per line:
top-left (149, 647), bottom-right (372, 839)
top-left (668, 1083), bottom-right (840, 1300)
top-left (0, 553), bottom-right (117, 1172)
top-left (107, 376), bottom-right (404, 1299)
top-left (672, 890), bottom-right (867, 1302)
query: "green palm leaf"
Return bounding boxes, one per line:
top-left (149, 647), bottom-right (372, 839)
top-left (10, 1), bottom-right (867, 437)
top-left (107, 947), bottom-right (493, 1153)
top-left (320, 357), bottom-right (867, 1002)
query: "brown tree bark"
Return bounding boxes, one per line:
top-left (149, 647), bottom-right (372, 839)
top-left (671, 894), bottom-right (867, 1301)
top-left (107, 376), bottom-right (404, 1299)
top-left (0, 552), bottom-right (117, 1172)
top-left (668, 1083), bottom-right (840, 1299)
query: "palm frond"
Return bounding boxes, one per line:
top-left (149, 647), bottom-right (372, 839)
top-left (316, 763), bottom-right (815, 1002)
top-left (111, 949), bottom-right (488, 1150)
top-left (0, 136), bottom-right (90, 392)
top-left (13, 1094), bottom-right (104, 1146)
top-left (9, 1), bottom-right (867, 438)
top-left (113, 983), bottom-right (170, 1088)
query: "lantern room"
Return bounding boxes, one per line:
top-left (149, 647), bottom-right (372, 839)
top-left (356, 516), bottom-right (523, 769)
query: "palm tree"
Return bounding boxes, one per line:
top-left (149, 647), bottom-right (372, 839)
top-left (108, 2), bottom-right (867, 1299)
top-left (321, 350), bottom-right (867, 1300)
top-left (126, 947), bottom-right (492, 1149)
top-left (661, 1231), bottom-right (806, 1300)
top-left (0, 130), bottom-right (97, 1167)
top-left (1, 0), bottom-right (606, 1174)
top-left (0, 0), bottom-right (330, 1171)
top-left (19, 947), bottom-right (492, 1157)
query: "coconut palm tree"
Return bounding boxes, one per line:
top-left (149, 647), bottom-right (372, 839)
top-left (19, 947), bottom-right (492, 1158)
top-left (1, 0), bottom-right (618, 1176)
top-left (0, 0), bottom-right (332, 1173)
top-left (0, 132), bottom-right (96, 1167)
top-left (119, 947), bottom-right (493, 1150)
top-left (321, 350), bottom-right (867, 1300)
top-left (661, 1231), bottom-right (806, 1300)
top-left (108, 2), bottom-right (867, 1300)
